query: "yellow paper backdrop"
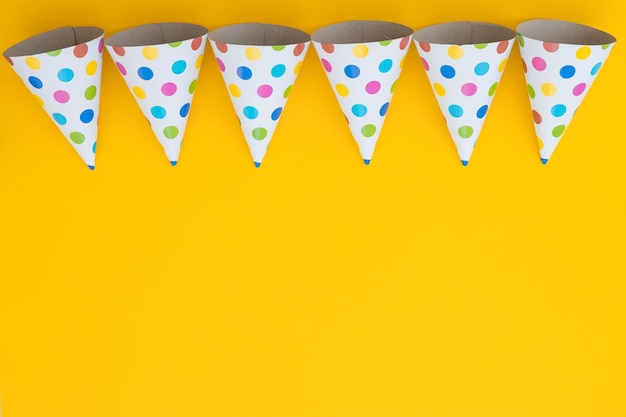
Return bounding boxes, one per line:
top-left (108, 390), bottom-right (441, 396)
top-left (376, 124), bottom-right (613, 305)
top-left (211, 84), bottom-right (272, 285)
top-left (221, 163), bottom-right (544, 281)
top-left (1, 0), bottom-right (625, 416)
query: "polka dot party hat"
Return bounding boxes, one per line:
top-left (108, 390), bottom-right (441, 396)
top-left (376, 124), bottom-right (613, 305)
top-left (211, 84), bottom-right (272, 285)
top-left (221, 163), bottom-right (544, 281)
top-left (517, 19), bottom-right (616, 164)
top-left (105, 23), bottom-right (208, 166)
top-left (312, 21), bottom-right (413, 165)
top-left (413, 22), bottom-right (515, 166)
top-left (208, 23), bottom-right (310, 167)
top-left (3, 26), bottom-right (104, 170)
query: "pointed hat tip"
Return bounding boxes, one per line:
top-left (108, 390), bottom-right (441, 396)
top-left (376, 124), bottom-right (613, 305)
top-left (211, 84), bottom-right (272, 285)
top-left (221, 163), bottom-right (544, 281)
top-left (254, 162), bottom-right (261, 168)
top-left (170, 161), bottom-right (178, 167)
top-left (363, 159), bottom-right (370, 166)
top-left (87, 165), bottom-right (95, 171)
top-left (541, 158), bottom-right (549, 165)
top-left (461, 160), bottom-right (469, 167)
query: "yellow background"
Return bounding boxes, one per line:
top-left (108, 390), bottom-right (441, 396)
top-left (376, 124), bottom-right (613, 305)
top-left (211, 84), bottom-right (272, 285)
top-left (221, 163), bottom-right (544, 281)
top-left (1, 0), bottom-right (625, 415)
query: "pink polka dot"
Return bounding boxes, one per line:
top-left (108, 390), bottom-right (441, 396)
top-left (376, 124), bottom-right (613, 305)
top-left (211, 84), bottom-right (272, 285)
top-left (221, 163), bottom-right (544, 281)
top-left (531, 57), bottom-right (546, 71)
top-left (216, 58), bottom-right (225, 72)
top-left (257, 84), bottom-right (273, 98)
top-left (543, 42), bottom-right (559, 52)
top-left (573, 83), bottom-right (586, 96)
top-left (116, 62), bottom-right (127, 75)
top-left (461, 83), bottom-right (477, 96)
top-left (365, 81), bottom-right (381, 94)
top-left (161, 82), bottom-right (177, 96)
top-left (321, 58), bottom-right (332, 72)
top-left (54, 90), bottom-right (70, 103)
top-left (98, 38), bottom-right (104, 53)
top-left (421, 57), bottom-right (430, 71)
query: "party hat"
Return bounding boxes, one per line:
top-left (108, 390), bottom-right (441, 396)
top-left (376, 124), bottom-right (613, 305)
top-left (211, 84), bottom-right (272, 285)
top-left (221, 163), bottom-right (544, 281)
top-left (208, 23), bottom-right (310, 167)
top-left (312, 21), bottom-right (413, 165)
top-left (517, 19), bottom-right (616, 164)
top-left (3, 26), bottom-right (104, 169)
top-left (413, 22), bottom-right (515, 165)
top-left (105, 23), bottom-right (208, 166)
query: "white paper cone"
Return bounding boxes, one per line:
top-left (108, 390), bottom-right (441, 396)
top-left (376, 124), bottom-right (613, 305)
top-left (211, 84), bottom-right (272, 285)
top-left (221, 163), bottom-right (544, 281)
top-left (105, 23), bottom-right (208, 166)
top-left (517, 19), bottom-right (616, 164)
top-left (413, 22), bottom-right (515, 165)
top-left (312, 21), bottom-right (413, 164)
top-left (4, 26), bottom-right (104, 169)
top-left (209, 23), bottom-right (310, 167)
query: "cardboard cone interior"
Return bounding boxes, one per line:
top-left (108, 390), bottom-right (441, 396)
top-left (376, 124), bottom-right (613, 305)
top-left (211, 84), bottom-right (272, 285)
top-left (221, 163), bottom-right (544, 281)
top-left (517, 19), bottom-right (616, 164)
top-left (312, 21), bottom-right (413, 164)
top-left (3, 26), bottom-right (104, 169)
top-left (208, 23), bottom-right (310, 167)
top-left (413, 22), bottom-right (515, 165)
top-left (105, 23), bottom-right (208, 166)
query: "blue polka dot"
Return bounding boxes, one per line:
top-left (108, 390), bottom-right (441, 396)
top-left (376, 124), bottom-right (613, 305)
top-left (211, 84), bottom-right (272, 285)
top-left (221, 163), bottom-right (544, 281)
top-left (28, 76), bottom-right (43, 89)
top-left (476, 104), bottom-right (488, 119)
top-left (151, 106), bottom-right (166, 119)
top-left (379, 102), bottom-right (389, 116)
top-left (591, 62), bottom-right (602, 76)
top-left (351, 104), bottom-right (367, 117)
top-left (237, 66), bottom-right (253, 80)
top-left (179, 103), bottom-right (190, 118)
top-left (92, 141), bottom-right (97, 153)
top-left (344, 65), bottom-right (360, 78)
top-left (474, 62), bottom-right (489, 76)
top-left (80, 109), bottom-right (94, 123)
top-left (57, 68), bottom-right (74, 82)
top-left (138, 67), bottom-right (153, 80)
top-left (271, 64), bottom-right (286, 78)
top-left (559, 65), bottom-right (576, 79)
top-left (448, 104), bottom-right (463, 118)
top-left (378, 59), bottom-right (392, 73)
top-left (551, 104), bottom-right (567, 117)
top-left (271, 107), bottom-right (282, 121)
top-left (52, 113), bottom-right (66, 125)
top-left (440, 65), bottom-right (456, 79)
top-left (243, 106), bottom-right (258, 119)
top-left (171, 60), bottom-right (187, 74)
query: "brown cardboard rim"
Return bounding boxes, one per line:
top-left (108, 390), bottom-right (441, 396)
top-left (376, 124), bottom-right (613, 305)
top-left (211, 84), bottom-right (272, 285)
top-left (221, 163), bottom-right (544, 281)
top-left (517, 19), bottom-right (616, 45)
top-left (104, 23), bottom-right (208, 47)
top-left (208, 23), bottom-right (310, 46)
top-left (413, 21), bottom-right (515, 45)
top-left (311, 20), bottom-right (413, 44)
top-left (3, 26), bottom-right (103, 58)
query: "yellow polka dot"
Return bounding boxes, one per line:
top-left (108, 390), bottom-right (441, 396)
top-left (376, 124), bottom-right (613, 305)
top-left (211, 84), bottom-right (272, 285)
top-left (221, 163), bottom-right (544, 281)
top-left (245, 47), bottom-right (261, 60)
top-left (433, 82), bottom-right (446, 96)
top-left (293, 61), bottom-right (303, 74)
top-left (537, 136), bottom-right (544, 150)
top-left (195, 54), bottom-right (203, 69)
top-left (25, 57), bottom-right (40, 70)
top-left (132, 86), bottom-right (146, 99)
top-left (33, 94), bottom-right (44, 106)
top-left (336, 83), bottom-right (349, 97)
top-left (229, 84), bottom-right (241, 97)
top-left (498, 58), bottom-right (507, 72)
top-left (85, 60), bottom-right (98, 76)
top-left (142, 46), bottom-right (159, 60)
top-left (447, 45), bottom-right (464, 59)
top-left (541, 82), bottom-right (557, 96)
top-left (576, 46), bottom-right (591, 60)
top-left (352, 44), bottom-right (369, 58)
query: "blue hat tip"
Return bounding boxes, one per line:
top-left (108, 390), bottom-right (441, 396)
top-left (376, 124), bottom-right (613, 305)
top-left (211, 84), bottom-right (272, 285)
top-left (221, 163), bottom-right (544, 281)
top-left (363, 159), bottom-right (370, 165)
top-left (461, 160), bottom-right (469, 166)
top-left (87, 165), bottom-right (95, 170)
top-left (170, 161), bottom-right (177, 167)
top-left (254, 162), bottom-right (261, 168)
top-left (541, 158), bottom-right (548, 165)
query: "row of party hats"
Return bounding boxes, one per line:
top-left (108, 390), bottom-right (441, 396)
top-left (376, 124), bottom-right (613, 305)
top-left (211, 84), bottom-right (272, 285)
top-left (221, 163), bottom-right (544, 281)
top-left (2, 20), bottom-right (616, 169)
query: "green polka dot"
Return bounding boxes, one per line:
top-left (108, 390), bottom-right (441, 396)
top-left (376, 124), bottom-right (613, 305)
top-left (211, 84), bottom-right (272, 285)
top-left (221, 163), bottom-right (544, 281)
top-left (390, 79), bottom-right (398, 93)
top-left (552, 125), bottom-right (566, 137)
top-left (188, 80), bottom-right (197, 94)
top-left (47, 49), bottom-right (62, 56)
top-left (69, 132), bottom-right (85, 144)
top-left (272, 45), bottom-right (286, 51)
top-left (163, 126), bottom-right (179, 139)
top-left (458, 126), bottom-right (473, 139)
top-left (517, 33), bottom-right (525, 47)
top-left (361, 124), bottom-right (376, 138)
top-left (84, 85), bottom-right (97, 100)
top-left (283, 85), bottom-right (292, 98)
top-left (252, 127), bottom-right (267, 140)
top-left (474, 43), bottom-right (488, 49)
top-left (379, 40), bottom-right (392, 46)
top-left (602, 43), bottom-right (610, 49)
top-left (527, 84), bottom-right (536, 99)
top-left (169, 41), bottom-right (182, 47)
top-left (488, 82), bottom-right (498, 97)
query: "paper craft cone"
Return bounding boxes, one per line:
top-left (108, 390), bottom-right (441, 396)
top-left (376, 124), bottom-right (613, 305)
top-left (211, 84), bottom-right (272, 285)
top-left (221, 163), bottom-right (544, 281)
top-left (413, 22), bottom-right (515, 165)
top-left (209, 23), bottom-right (310, 167)
top-left (312, 21), bottom-right (413, 164)
top-left (517, 20), bottom-right (616, 164)
top-left (105, 23), bottom-right (208, 166)
top-left (3, 26), bottom-right (104, 169)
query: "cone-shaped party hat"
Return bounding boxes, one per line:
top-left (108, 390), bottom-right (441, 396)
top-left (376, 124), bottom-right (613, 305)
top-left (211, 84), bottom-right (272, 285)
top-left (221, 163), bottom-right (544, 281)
top-left (517, 19), bottom-right (616, 164)
top-left (312, 21), bottom-right (413, 165)
top-left (105, 23), bottom-right (208, 166)
top-left (208, 23), bottom-right (310, 167)
top-left (4, 26), bottom-right (104, 169)
top-left (413, 22), bottom-right (515, 165)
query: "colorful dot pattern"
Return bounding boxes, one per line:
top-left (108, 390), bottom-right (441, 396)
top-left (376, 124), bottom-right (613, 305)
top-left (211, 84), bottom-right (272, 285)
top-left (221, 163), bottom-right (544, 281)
top-left (414, 37), bottom-right (514, 164)
top-left (6, 33), bottom-right (104, 168)
top-left (517, 34), bottom-right (615, 162)
top-left (106, 34), bottom-right (207, 164)
top-left (313, 36), bottom-right (411, 162)
top-left (209, 39), bottom-right (310, 166)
